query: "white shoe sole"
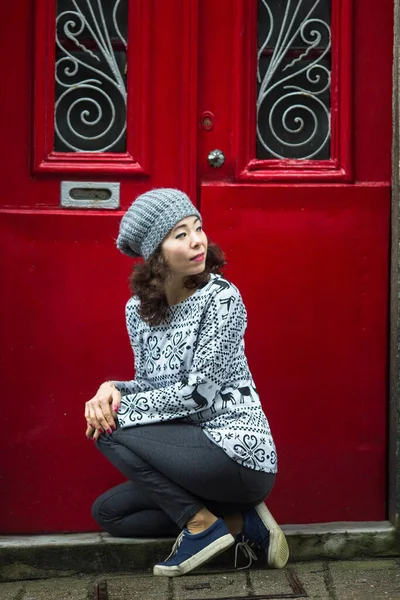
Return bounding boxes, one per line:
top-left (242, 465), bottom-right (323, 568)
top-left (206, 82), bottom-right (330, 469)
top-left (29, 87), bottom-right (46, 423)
top-left (153, 533), bottom-right (235, 577)
top-left (255, 503), bottom-right (289, 569)
top-left (153, 563), bottom-right (181, 577)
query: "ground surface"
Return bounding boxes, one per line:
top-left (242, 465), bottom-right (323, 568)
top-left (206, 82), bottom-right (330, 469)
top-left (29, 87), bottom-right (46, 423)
top-left (1, 559), bottom-right (400, 600)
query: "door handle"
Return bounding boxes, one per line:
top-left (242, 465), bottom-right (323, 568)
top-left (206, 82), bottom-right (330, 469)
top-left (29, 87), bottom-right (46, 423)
top-left (207, 149), bottom-right (225, 168)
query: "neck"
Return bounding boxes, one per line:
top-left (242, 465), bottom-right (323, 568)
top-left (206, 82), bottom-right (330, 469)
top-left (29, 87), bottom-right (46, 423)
top-left (164, 276), bottom-right (195, 307)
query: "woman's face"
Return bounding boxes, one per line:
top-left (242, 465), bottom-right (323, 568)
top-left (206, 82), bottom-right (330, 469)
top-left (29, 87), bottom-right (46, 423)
top-left (161, 216), bottom-right (208, 279)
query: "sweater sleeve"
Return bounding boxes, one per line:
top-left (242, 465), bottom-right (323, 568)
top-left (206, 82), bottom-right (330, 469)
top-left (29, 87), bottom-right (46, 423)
top-left (112, 379), bottom-right (152, 395)
top-left (117, 287), bottom-right (247, 427)
top-left (111, 299), bottom-right (153, 396)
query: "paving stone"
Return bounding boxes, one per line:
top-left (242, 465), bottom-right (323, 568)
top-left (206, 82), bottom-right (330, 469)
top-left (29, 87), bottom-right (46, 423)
top-left (329, 560), bottom-right (400, 600)
top-left (2, 560), bottom-right (400, 600)
top-left (105, 574), bottom-right (170, 599)
top-left (331, 559), bottom-right (398, 571)
top-left (290, 563), bottom-right (330, 599)
top-left (22, 577), bottom-right (91, 600)
top-left (250, 568), bottom-right (297, 596)
top-left (0, 582), bottom-right (24, 600)
top-left (173, 571), bottom-right (248, 599)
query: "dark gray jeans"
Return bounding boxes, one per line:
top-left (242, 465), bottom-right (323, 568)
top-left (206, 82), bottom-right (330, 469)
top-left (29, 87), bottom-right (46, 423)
top-left (93, 421), bottom-right (275, 537)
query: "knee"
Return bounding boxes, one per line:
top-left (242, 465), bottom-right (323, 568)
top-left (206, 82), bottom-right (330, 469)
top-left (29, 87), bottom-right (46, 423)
top-left (91, 489), bottom-right (129, 538)
top-left (94, 433), bottom-right (118, 459)
top-left (95, 433), bottom-right (112, 450)
top-left (95, 429), bottom-right (125, 451)
top-left (92, 492), bottom-right (108, 529)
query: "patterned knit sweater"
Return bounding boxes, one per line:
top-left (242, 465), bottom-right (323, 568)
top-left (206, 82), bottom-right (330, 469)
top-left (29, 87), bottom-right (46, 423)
top-left (114, 274), bottom-right (277, 473)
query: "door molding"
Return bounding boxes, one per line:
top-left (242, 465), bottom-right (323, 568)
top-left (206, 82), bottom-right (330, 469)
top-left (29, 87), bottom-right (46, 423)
top-left (390, 0), bottom-right (400, 530)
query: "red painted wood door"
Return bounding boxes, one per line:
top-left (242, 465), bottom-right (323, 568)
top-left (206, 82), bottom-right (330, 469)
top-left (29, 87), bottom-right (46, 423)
top-left (0, 0), bottom-right (393, 533)
top-left (198, 0), bottom-right (393, 524)
top-left (0, 0), bottom-right (198, 533)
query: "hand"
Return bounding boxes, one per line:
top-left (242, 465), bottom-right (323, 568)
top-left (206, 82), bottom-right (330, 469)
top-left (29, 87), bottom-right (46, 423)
top-left (85, 381), bottom-right (121, 440)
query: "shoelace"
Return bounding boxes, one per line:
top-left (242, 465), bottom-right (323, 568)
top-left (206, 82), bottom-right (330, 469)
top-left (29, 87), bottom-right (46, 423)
top-left (234, 536), bottom-right (258, 570)
top-left (163, 530), bottom-right (185, 562)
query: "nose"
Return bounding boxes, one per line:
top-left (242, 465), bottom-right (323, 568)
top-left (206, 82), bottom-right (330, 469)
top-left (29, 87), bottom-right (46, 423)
top-left (190, 231), bottom-right (202, 247)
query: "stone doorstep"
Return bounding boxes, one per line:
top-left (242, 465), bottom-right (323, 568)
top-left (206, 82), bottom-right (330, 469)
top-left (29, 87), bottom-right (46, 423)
top-left (0, 522), bottom-right (398, 582)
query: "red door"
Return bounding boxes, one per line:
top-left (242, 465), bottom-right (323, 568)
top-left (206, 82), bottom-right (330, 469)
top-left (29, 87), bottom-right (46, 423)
top-left (0, 0), bottom-right (199, 533)
top-left (0, 0), bottom-right (393, 533)
top-left (197, 0), bottom-right (393, 524)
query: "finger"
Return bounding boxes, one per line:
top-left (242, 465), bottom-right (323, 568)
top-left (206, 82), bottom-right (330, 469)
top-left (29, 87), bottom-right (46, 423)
top-left (85, 404), bottom-right (95, 429)
top-left (93, 429), bottom-right (101, 442)
top-left (99, 387), bottom-right (120, 429)
top-left (93, 403), bottom-right (112, 433)
top-left (86, 424), bottom-right (94, 439)
top-left (111, 389), bottom-right (122, 414)
top-left (95, 387), bottom-right (117, 428)
top-left (98, 397), bottom-right (116, 431)
top-left (85, 398), bottom-right (98, 426)
top-left (87, 403), bottom-right (103, 433)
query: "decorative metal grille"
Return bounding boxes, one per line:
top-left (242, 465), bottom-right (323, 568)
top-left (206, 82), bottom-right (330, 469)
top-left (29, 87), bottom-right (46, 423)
top-left (257, 0), bottom-right (331, 160)
top-left (54, 0), bottom-right (128, 153)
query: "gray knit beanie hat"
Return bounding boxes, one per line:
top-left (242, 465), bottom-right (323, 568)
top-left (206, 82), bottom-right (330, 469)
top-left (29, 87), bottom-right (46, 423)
top-left (117, 188), bottom-right (201, 260)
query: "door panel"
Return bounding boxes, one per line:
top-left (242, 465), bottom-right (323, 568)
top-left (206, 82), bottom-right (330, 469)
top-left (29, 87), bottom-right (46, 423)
top-left (201, 184), bottom-right (389, 523)
top-left (1, 0), bottom-right (198, 209)
top-left (0, 213), bottom-right (132, 532)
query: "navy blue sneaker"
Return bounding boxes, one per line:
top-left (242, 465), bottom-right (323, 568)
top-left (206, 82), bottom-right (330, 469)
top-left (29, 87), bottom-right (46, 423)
top-left (153, 518), bottom-right (234, 577)
top-left (235, 503), bottom-right (289, 569)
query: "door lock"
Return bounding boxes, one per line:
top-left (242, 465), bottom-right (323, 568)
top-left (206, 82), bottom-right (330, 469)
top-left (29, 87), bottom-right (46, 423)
top-left (207, 149), bottom-right (225, 168)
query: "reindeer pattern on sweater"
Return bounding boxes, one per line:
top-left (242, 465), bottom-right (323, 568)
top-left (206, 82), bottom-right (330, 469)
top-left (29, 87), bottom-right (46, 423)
top-left (114, 274), bottom-right (277, 473)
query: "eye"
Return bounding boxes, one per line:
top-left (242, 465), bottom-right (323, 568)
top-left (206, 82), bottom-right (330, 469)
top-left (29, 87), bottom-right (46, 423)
top-left (196, 225), bottom-right (203, 232)
top-left (176, 232), bottom-right (186, 239)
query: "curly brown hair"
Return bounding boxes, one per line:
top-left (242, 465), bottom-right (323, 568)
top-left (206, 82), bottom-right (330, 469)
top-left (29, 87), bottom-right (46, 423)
top-left (129, 242), bottom-right (226, 326)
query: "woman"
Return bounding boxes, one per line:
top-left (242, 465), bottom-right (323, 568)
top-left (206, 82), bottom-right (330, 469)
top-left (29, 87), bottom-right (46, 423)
top-left (85, 188), bottom-right (289, 577)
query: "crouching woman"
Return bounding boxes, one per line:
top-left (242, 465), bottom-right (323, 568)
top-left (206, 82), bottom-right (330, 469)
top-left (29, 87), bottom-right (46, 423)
top-left (84, 188), bottom-right (289, 577)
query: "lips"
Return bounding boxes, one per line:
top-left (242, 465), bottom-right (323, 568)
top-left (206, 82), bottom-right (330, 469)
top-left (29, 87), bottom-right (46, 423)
top-left (191, 253), bottom-right (205, 262)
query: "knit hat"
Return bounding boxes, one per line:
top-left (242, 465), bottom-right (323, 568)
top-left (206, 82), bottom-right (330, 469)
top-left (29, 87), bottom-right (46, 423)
top-left (117, 188), bottom-right (201, 260)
